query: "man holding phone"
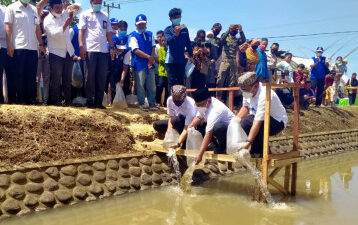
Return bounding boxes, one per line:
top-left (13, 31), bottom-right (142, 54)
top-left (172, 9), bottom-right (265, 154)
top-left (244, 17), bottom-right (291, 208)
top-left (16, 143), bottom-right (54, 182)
top-left (164, 8), bottom-right (194, 92)
top-left (216, 24), bottom-right (246, 102)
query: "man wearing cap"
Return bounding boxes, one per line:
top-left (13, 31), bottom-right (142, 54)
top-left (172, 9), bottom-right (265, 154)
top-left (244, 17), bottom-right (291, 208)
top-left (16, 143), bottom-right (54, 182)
top-left (79, 0), bottom-right (115, 108)
top-left (5, 0), bottom-right (46, 104)
top-left (310, 47), bottom-right (329, 107)
top-left (106, 20), bottom-right (131, 101)
top-left (164, 8), bottom-right (194, 92)
top-left (153, 85), bottom-right (197, 148)
top-left (236, 72), bottom-right (287, 157)
top-left (129, 14), bottom-right (157, 111)
top-left (190, 87), bottom-right (235, 164)
top-left (44, 0), bottom-right (77, 106)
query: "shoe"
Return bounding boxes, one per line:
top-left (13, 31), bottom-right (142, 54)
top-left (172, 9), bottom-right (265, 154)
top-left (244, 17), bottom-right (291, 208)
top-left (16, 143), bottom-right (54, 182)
top-left (149, 105), bottom-right (159, 111)
top-left (139, 105), bottom-right (149, 111)
top-left (96, 105), bottom-right (106, 109)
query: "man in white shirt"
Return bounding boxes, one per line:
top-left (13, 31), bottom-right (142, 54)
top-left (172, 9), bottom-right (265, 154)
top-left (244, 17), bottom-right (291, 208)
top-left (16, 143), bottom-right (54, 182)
top-left (190, 87), bottom-right (235, 164)
top-left (78, 0), bottom-right (115, 108)
top-left (0, 4), bottom-right (6, 104)
top-left (5, 0), bottom-right (46, 104)
top-left (153, 85), bottom-right (197, 148)
top-left (44, 0), bottom-right (77, 106)
top-left (236, 72), bottom-right (287, 157)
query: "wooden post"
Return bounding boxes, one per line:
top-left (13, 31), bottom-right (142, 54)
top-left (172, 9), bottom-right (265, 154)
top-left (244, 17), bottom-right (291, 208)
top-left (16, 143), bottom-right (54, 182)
top-left (284, 165), bottom-right (291, 192)
top-left (262, 83), bottom-right (271, 188)
top-left (291, 85), bottom-right (300, 196)
top-left (228, 90), bottom-right (234, 111)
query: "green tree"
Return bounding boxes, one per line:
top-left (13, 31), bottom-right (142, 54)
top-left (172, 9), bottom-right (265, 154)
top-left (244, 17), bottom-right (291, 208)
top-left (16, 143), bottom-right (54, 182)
top-left (0, 0), bottom-right (12, 6)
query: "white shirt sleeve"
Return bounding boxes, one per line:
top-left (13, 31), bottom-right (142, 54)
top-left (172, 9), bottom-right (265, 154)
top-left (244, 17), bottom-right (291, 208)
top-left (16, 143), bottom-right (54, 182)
top-left (254, 92), bottom-right (267, 121)
top-left (43, 17), bottom-right (64, 39)
top-left (78, 12), bottom-right (86, 30)
top-left (4, 5), bottom-right (13, 24)
top-left (106, 16), bottom-right (113, 33)
top-left (129, 36), bottom-right (139, 51)
top-left (123, 50), bottom-right (130, 65)
top-left (69, 27), bottom-right (74, 40)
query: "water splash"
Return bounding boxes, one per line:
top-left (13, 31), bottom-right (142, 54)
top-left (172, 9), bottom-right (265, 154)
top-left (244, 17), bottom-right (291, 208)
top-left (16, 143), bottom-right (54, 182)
top-left (167, 148), bottom-right (181, 184)
top-left (232, 150), bottom-right (274, 205)
top-left (180, 162), bottom-right (196, 193)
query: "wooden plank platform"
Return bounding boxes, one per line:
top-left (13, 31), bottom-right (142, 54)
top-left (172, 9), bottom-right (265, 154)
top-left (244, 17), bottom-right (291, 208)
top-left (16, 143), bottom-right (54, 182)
top-left (141, 142), bottom-right (302, 168)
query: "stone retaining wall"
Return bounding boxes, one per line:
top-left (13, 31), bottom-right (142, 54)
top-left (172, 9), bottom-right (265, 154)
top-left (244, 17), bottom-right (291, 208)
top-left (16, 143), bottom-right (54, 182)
top-left (1, 129), bottom-right (358, 220)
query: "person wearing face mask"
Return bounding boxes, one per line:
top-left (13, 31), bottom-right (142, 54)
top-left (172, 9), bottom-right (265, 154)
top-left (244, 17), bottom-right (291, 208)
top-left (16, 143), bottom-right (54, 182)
top-left (346, 73), bottom-right (358, 106)
top-left (255, 38), bottom-right (270, 82)
top-left (309, 47), bottom-right (328, 107)
top-left (190, 87), bottom-right (235, 164)
top-left (78, 0), bottom-right (115, 108)
top-left (164, 8), bottom-right (194, 92)
top-left (245, 38), bottom-right (260, 72)
top-left (266, 43), bottom-right (279, 79)
top-left (153, 85), bottom-right (197, 148)
top-left (5, 0), bottom-right (46, 104)
top-left (44, 0), bottom-right (78, 106)
top-left (300, 80), bottom-right (316, 110)
top-left (129, 14), bottom-right (157, 111)
top-left (116, 20), bottom-right (131, 98)
top-left (236, 72), bottom-right (287, 157)
top-left (216, 24), bottom-right (246, 102)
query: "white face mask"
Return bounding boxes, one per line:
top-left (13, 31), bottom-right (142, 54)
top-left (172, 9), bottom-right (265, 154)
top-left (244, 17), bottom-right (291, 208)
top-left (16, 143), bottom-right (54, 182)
top-left (242, 91), bottom-right (253, 99)
top-left (52, 11), bottom-right (62, 17)
top-left (316, 52), bottom-right (322, 57)
top-left (197, 100), bottom-right (209, 115)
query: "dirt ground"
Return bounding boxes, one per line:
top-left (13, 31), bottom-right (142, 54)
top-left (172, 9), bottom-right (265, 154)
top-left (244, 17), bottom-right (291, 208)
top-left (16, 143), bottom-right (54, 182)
top-left (1, 104), bottom-right (357, 166)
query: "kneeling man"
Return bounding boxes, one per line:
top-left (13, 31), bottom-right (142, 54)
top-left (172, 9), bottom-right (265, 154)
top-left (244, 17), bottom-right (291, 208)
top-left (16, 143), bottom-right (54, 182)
top-left (236, 72), bottom-right (288, 157)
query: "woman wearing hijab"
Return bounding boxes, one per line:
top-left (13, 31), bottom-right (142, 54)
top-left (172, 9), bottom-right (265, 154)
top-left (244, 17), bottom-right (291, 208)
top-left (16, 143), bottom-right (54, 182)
top-left (255, 38), bottom-right (270, 82)
top-left (190, 30), bottom-right (210, 89)
top-left (245, 38), bottom-right (260, 72)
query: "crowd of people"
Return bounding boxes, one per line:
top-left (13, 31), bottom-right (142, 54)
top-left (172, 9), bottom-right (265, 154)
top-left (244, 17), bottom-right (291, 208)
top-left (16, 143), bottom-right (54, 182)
top-left (0, 0), bottom-right (358, 110)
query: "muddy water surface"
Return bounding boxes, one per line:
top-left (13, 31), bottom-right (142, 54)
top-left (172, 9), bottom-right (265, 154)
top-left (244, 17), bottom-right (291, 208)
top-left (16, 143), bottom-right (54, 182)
top-left (3, 151), bottom-right (358, 225)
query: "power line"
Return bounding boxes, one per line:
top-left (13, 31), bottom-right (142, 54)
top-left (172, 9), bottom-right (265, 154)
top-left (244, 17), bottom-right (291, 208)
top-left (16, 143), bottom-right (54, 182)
top-left (268, 30), bottom-right (358, 39)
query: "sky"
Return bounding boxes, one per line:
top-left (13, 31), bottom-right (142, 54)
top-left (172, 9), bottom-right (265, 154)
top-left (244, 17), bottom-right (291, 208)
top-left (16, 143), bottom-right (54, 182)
top-left (77, 0), bottom-right (358, 78)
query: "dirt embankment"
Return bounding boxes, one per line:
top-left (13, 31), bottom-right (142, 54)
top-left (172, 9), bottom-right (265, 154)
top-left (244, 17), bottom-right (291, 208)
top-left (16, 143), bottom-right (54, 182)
top-left (1, 104), bottom-right (358, 166)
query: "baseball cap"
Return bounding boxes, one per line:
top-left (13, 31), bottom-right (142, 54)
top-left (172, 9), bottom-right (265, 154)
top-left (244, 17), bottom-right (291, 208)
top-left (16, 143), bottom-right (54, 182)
top-left (135, 14), bottom-right (147, 25)
top-left (316, 47), bottom-right (324, 52)
top-left (110, 18), bottom-right (119, 24)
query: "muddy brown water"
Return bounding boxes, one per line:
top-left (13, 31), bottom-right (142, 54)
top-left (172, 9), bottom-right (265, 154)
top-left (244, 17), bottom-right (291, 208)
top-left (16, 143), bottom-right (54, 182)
top-left (3, 151), bottom-right (358, 225)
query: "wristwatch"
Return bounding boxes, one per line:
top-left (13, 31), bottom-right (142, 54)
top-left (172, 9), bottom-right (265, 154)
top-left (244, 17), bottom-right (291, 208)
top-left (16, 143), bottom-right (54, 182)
top-left (247, 139), bottom-right (253, 144)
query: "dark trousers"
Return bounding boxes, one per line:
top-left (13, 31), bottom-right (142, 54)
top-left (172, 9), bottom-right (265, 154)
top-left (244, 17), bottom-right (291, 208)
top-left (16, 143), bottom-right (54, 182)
top-left (0, 48), bottom-right (6, 104)
top-left (311, 78), bottom-right (325, 106)
top-left (49, 53), bottom-right (73, 105)
top-left (240, 115), bottom-right (284, 157)
top-left (190, 69), bottom-right (206, 89)
top-left (84, 52), bottom-right (109, 106)
top-left (153, 115), bottom-right (186, 135)
top-left (196, 121), bottom-right (229, 154)
top-left (155, 76), bottom-right (169, 106)
top-left (349, 93), bottom-right (357, 106)
top-left (165, 63), bottom-right (186, 93)
top-left (7, 49), bottom-right (38, 104)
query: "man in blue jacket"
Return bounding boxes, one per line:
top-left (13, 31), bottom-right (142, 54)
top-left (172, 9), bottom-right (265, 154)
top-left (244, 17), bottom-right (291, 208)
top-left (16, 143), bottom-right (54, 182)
top-left (129, 14), bottom-right (157, 111)
top-left (164, 8), bottom-right (194, 92)
top-left (310, 47), bottom-right (329, 107)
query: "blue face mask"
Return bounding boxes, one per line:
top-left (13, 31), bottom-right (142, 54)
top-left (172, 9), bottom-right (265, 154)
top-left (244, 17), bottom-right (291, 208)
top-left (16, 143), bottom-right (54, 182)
top-left (119, 31), bottom-right (127, 37)
top-left (137, 28), bottom-right (146, 33)
top-left (92, 4), bottom-right (102, 12)
top-left (172, 18), bottom-right (181, 26)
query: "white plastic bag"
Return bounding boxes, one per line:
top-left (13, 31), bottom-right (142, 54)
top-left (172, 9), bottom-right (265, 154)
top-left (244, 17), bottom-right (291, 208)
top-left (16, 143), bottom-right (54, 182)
top-left (226, 117), bottom-right (248, 154)
top-left (163, 129), bottom-right (180, 150)
top-left (126, 94), bottom-right (138, 106)
top-left (185, 61), bottom-right (195, 78)
top-left (186, 127), bottom-right (203, 150)
top-left (102, 92), bottom-right (108, 107)
top-left (72, 61), bottom-right (83, 88)
top-left (112, 83), bottom-right (128, 109)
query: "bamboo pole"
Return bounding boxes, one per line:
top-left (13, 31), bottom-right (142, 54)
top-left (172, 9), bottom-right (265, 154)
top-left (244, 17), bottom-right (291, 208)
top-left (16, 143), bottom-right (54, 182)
top-left (228, 90), bottom-right (234, 111)
top-left (262, 83), bottom-right (271, 187)
top-left (291, 85), bottom-right (300, 196)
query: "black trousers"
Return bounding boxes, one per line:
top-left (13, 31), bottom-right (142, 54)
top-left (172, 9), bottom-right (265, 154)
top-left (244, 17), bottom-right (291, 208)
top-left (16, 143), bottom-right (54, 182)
top-left (155, 76), bottom-right (169, 106)
top-left (190, 69), bottom-right (206, 89)
top-left (0, 48), bottom-right (6, 104)
top-left (349, 93), bottom-right (357, 106)
top-left (240, 115), bottom-right (284, 157)
top-left (311, 78), bottom-right (325, 106)
top-left (196, 121), bottom-right (229, 154)
top-left (49, 53), bottom-right (73, 105)
top-left (84, 52), bottom-right (109, 106)
top-left (165, 63), bottom-right (186, 93)
top-left (7, 49), bottom-right (38, 104)
top-left (153, 115), bottom-right (186, 135)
